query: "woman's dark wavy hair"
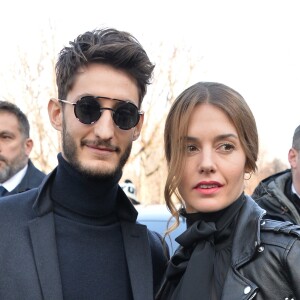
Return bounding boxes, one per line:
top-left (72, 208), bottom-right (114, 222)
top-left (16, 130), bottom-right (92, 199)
top-left (56, 28), bottom-right (155, 106)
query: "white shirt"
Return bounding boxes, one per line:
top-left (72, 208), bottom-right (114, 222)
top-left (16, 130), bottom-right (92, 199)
top-left (2, 164), bottom-right (28, 192)
top-left (292, 183), bottom-right (300, 199)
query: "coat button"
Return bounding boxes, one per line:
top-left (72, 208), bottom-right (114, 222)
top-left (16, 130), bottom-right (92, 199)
top-left (244, 286), bottom-right (251, 294)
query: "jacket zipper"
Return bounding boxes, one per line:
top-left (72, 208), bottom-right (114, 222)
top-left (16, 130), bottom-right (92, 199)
top-left (248, 292), bottom-right (257, 300)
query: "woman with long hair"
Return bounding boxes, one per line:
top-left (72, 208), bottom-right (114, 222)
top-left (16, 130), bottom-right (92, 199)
top-left (157, 82), bottom-right (300, 300)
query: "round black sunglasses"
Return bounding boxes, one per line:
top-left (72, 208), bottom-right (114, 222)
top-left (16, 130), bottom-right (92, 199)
top-left (59, 96), bottom-right (143, 130)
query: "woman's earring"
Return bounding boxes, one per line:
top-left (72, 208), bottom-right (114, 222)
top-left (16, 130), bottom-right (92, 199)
top-left (244, 172), bottom-right (252, 180)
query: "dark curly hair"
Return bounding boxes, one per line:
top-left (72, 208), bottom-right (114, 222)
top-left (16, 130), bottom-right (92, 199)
top-left (55, 28), bottom-right (155, 106)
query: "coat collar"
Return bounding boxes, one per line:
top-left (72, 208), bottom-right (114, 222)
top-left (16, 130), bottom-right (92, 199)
top-left (221, 196), bottom-right (266, 300)
top-left (28, 213), bottom-right (64, 300)
top-left (121, 221), bottom-right (154, 300)
top-left (231, 195), bottom-right (266, 267)
top-left (28, 214), bottom-right (153, 300)
top-left (29, 168), bottom-right (152, 300)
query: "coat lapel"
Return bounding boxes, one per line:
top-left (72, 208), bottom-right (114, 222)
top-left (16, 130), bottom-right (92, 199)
top-left (121, 222), bottom-right (153, 300)
top-left (222, 267), bottom-right (258, 300)
top-left (222, 197), bottom-right (264, 300)
top-left (29, 212), bottom-right (63, 300)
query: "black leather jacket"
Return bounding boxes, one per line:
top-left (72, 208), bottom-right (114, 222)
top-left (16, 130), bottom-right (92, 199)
top-left (158, 196), bottom-right (300, 300)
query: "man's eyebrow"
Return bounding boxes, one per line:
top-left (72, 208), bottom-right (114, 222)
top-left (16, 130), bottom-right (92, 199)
top-left (0, 130), bottom-right (13, 135)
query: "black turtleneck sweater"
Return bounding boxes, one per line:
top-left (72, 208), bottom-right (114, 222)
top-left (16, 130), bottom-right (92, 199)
top-left (51, 153), bottom-right (133, 300)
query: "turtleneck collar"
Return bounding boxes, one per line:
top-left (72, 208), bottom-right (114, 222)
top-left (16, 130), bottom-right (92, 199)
top-left (51, 153), bottom-right (122, 220)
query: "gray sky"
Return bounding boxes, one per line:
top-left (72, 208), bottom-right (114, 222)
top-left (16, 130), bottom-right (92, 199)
top-left (1, 0), bottom-right (299, 164)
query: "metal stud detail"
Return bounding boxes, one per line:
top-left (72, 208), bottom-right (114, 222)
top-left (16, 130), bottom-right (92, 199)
top-left (244, 286), bottom-right (251, 294)
top-left (257, 246), bottom-right (265, 252)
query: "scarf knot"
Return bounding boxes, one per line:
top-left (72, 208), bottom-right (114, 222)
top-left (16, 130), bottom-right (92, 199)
top-left (176, 220), bottom-right (217, 248)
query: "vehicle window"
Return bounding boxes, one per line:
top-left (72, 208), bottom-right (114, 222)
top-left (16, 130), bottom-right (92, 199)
top-left (136, 205), bottom-right (186, 255)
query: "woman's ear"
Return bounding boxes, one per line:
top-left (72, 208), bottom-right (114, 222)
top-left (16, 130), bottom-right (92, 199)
top-left (132, 113), bottom-right (144, 141)
top-left (244, 164), bottom-right (253, 180)
top-left (48, 98), bottom-right (63, 132)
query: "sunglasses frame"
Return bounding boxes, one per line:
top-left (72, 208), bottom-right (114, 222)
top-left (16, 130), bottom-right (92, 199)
top-left (59, 96), bottom-right (143, 130)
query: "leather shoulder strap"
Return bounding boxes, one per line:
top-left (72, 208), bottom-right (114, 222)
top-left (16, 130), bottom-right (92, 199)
top-left (261, 219), bottom-right (300, 237)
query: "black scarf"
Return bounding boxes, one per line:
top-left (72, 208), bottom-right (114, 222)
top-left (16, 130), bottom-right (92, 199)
top-left (157, 194), bottom-right (245, 300)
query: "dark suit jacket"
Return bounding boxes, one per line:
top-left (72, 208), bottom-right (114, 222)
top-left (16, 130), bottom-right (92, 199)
top-left (5, 159), bottom-right (46, 196)
top-left (0, 169), bottom-right (168, 300)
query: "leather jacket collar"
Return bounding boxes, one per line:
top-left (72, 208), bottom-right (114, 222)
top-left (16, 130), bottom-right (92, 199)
top-left (231, 195), bottom-right (266, 267)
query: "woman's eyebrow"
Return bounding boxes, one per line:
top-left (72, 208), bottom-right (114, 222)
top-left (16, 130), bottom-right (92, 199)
top-left (183, 136), bottom-right (199, 143)
top-left (183, 133), bottom-right (238, 141)
top-left (214, 133), bottom-right (239, 141)
top-left (183, 133), bottom-right (238, 143)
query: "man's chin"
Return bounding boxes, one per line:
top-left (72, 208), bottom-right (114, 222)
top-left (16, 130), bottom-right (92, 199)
top-left (77, 161), bottom-right (120, 180)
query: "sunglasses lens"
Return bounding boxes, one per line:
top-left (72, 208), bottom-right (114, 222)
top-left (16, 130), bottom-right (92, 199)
top-left (75, 96), bottom-right (100, 124)
top-left (114, 102), bottom-right (140, 130)
top-left (73, 96), bottom-right (140, 129)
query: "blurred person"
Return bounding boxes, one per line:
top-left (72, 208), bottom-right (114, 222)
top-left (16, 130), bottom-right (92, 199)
top-left (0, 28), bottom-right (168, 300)
top-left (252, 125), bottom-right (300, 223)
top-left (120, 179), bottom-right (140, 205)
top-left (0, 100), bottom-right (46, 196)
top-left (156, 82), bottom-right (300, 300)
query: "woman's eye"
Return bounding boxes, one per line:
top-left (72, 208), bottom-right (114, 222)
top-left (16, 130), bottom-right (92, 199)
top-left (220, 143), bottom-right (235, 151)
top-left (186, 145), bottom-right (198, 152)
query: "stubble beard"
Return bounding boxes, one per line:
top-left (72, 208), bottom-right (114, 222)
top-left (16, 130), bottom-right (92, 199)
top-left (0, 152), bottom-right (28, 183)
top-left (0, 162), bottom-right (10, 183)
top-left (62, 122), bottom-right (132, 181)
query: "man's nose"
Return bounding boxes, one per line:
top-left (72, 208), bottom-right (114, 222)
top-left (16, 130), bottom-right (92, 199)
top-left (93, 110), bottom-right (115, 140)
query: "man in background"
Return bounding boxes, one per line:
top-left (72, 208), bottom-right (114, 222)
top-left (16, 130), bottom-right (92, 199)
top-left (0, 101), bottom-right (46, 196)
top-left (252, 125), bottom-right (300, 223)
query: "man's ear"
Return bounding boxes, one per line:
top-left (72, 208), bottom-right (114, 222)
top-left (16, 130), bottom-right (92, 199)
top-left (132, 113), bottom-right (144, 141)
top-left (288, 148), bottom-right (298, 169)
top-left (48, 98), bottom-right (63, 132)
top-left (24, 138), bottom-right (33, 156)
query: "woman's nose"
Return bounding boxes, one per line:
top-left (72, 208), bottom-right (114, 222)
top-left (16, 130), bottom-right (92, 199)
top-left (198, 149), bottom-right (216, 174)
